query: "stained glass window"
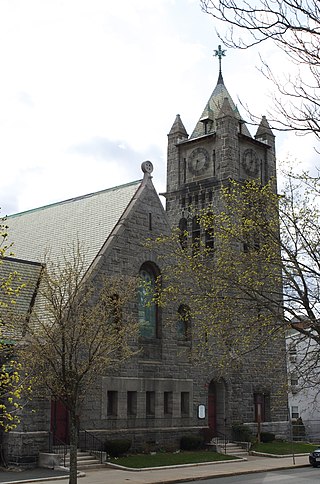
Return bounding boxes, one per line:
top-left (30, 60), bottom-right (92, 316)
top-left (177, 304), bottom-right (191, 340)
top-left (138, 265), bottom-right (157, 338)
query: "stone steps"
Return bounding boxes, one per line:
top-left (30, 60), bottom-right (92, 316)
top-left (60, 450), bottom-right (105, 470)
top-left (223, 442), bottom-right (249, 457)
top-left (208, 439), bottom-right (249, 457)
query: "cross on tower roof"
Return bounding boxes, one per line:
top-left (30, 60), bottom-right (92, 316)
top-left (214, 45), bottom-right (226, 84)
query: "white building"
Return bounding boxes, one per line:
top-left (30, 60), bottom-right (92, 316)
top-left (287, 327), bottom-right (320, 441)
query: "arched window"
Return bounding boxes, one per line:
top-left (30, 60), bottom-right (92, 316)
top-left (192, 216), bottom-right (200, 252)
top-left (205, 228), bottom-right (214, 250)
top-left (178, 218), bottom-right (188, 249)
top-left (205, 212), bottom-right (214, 251)
top-left (138, 263), bottom-right (160, 339)
top-left (177, 304), bottom-right (191, 340)
top-left (108, 293), bottom-right (121, 327)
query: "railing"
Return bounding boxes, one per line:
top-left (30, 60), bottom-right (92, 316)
top-left (0, 443), bottom-right (8, 468)
top-left (211, 430), bottom-right (229, 454)
top-left (78, 429), bottom-right (104, 464)
top-left (296, 419), bottom-right (320, 442)
top-left (48, 433), bottom-right (69, 467)
top-left (211, 431), bottom-right (251, 454)
top-left (236, 440), bottom-right (251, 453)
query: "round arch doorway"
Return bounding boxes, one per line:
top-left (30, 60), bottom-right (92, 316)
top-left (208, 379), bottom-right (226, 435)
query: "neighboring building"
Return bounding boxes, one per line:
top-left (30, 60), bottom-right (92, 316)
top-left (287, 327), bottom-right (320, 440)
top-left (0, 55), bottom-right (289, 466)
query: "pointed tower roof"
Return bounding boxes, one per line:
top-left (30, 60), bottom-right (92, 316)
top-left (169, 114), bottom-right (188, 138)
top-left (216, 96), bottom-right (236, 119)
top-left (190, 47), bottom-right (252, 139)
top-left (255, 115), bottom-right (275, 141)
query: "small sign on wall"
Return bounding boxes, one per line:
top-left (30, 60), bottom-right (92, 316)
top-left (198, 404), bottom-right (206, 419)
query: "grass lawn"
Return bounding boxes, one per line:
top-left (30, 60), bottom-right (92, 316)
top-left (107, 450), bottom-right (238, 468)
top-left (252, 441), bottom-right (320, 455)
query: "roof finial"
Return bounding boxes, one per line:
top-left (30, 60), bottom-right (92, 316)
top-left (214, 45), bottom-right (226, 85)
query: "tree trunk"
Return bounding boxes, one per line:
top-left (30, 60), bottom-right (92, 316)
top-left (69, 409), bottom-right (78, 484)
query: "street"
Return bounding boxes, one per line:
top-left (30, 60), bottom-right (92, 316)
top-left (180, 466), bottom-right (320, 483)
top-left (0, 456), bottom-right (312, 484)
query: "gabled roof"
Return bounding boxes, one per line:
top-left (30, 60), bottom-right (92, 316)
top-left (190, 73), bottom-right (252, 139)
top-left (6, 180), bottom-right (142, 272)
top-left (0, 257), bottom-right (43, 333)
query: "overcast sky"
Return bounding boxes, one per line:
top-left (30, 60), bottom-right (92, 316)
top-left (0, 0), bottom-right (318, 216)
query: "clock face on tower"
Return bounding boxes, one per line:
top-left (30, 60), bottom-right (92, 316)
top-left (188, 147), bottom-right (210, 175)
top-left (242, 149), bottom-right (258, 176)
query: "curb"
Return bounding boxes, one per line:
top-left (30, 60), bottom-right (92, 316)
top-left (1, 477), bottom-right (72, 484)
top-left (0, 470), bottom-right (85, 484)
top-left (106, 457), bottom-right (246, 471)
top-left (140, 463), bottom-right (311, 484)
top-left (251, 451), bottom-right (310, 458)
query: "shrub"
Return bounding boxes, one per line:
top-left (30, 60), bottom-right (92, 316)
top-left (105, 439), bottom-right (132, 457)
top-left (161, 442), bottom-right (179, 453)
top-left (180, 435), bottom-right (204, 450)
top-left (260, 432), bottom-right (275, 443)
top-left (292, 417), bottom-right (306, 438)
top-left (232, 423), bottom-right (253, 442)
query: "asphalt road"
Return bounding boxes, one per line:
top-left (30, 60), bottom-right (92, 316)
top-left (180, 466), bottom-right (320, 483)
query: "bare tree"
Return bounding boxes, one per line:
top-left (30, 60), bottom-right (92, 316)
top-left (0, 219), bottom-right (27, 433)
top-left (20, 246), bottom-right (138, 484)
top-left (200, 0), bottom-right (320, 138)
top-left (156, 168), bottom-right (320, 386)
top-left (154, 180), bottom-right (284, 372)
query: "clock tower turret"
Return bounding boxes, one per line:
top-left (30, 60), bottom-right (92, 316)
top-left (164, 47), bottom-right (276, 231)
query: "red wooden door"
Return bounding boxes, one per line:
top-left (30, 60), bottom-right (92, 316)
top-left (51, 400), bottom-right (69, 444)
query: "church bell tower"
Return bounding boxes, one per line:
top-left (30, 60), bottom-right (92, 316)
top-left (164, 46), bottom-right (276, 233)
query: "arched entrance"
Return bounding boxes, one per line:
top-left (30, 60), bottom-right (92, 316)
top-left (208, 379), bottom-right (226, 435)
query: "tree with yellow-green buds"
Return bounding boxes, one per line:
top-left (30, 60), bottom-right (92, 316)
top-left (0, 217), bottom-right (28, 432)
top-left (153, 167), bottom-right (320, 388)
top-left (20, 244), bottom-right (139, 484)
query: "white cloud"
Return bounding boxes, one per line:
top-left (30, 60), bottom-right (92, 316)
top-left (0, 0), bottom-right (317, 215)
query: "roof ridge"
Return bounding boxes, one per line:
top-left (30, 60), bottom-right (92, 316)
top-left (3, 256), bottom-right (44, 266)
top-left (7, 179), bottom-right (143, 218)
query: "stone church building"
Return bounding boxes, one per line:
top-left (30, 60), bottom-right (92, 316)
top-left (1, 57), bottom-right (288, 465)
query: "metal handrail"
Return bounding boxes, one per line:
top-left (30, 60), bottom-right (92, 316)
top-left (0, 443), bottom-right (8, 468)
top-left (48, 432), bottom-right (69, 467)
top-left (78, 429), bottom-right (104, 463)
top-left (212, 430), bottom-right (229, 454)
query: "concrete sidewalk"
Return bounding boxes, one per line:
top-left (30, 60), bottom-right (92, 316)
top-left (0, 455), bottom-right (310, 484)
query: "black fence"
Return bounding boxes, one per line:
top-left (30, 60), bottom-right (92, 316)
top-left (292, 420), bottom-right (320, 442)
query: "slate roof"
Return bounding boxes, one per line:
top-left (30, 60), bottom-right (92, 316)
top-left (190, 73), bottom-right (252, 139)
top-left (5, 180), bottom-right (142, 272)
top-left (0, 257), bottom-right (43, 334)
